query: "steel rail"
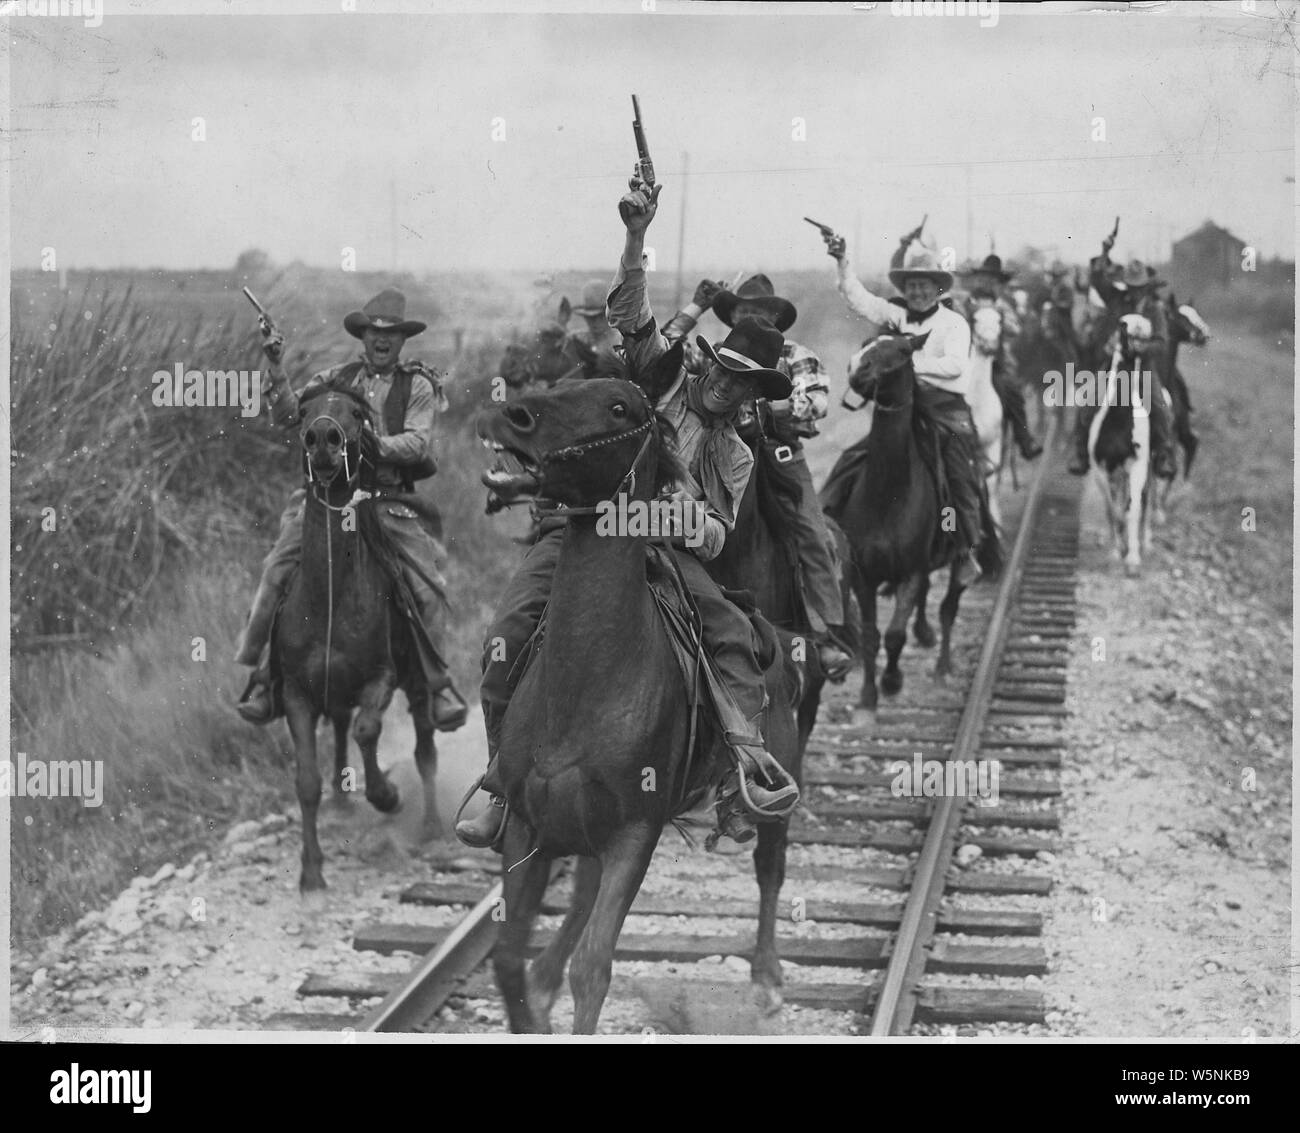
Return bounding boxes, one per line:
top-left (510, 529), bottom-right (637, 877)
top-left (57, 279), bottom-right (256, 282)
top-left (868, 416), bottom-right (1060, 1035)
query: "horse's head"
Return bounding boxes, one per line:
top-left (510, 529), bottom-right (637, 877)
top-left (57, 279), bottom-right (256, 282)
top-left (478, 378), bottom-right (682, 510)
top-left (1171, 297), bottom-right (1210, 347)
top-left (299, 386), bottom-right (372, 487)
top-left (1114, 313), bottom-right (1154, 360)
top-left (972, 306), bottom-right (1002, 355)
top-left (848, 332), bottom-right (930, 406)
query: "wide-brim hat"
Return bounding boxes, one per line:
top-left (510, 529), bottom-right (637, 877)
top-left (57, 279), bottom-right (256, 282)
top-left (712, 273), bottom-right (798, 332)
top-left (343, 288), bottom-right (427, 339)
top-left (696, 316), bottom-right (792, 400)
top-left (1117, 260), bottom-right (1155, 290)
top-left (959, 253), bottom-right (1014, 283)
top-left (570, 280), bottom-right (608, 318)
top-left (889, 247), bottom-right (955, 294)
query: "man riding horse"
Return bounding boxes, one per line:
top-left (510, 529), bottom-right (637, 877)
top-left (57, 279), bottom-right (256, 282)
top-left (456, 175), bottom-right (803, 850)
top-left (660, 273), bottom-right (854, 681)
top-left (819, 226), bottom-right (991, 587)
top-left (235, 288), bottom-right (467, 730)
top-left (1066, 228), bottom-right (1178, 478)
top-left (954, 253), bottom-right (1043, 462)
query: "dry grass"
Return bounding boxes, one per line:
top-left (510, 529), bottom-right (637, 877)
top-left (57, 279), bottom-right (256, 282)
top-left (8, 276), bottom-right (522, 943)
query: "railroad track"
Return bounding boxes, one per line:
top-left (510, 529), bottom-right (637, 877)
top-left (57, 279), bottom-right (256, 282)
top-left (270, 426), bottom-right (1082, 1036)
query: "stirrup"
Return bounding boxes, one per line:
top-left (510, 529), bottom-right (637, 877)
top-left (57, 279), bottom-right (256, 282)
top-left (452, 775), bottom-right (508, 851)
top-left (235, 670), bottom-right (274, 726)
top-left (725, 739), bottom-right (799, 819)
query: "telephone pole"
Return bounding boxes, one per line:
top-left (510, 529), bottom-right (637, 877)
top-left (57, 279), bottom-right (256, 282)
top-left (673, 151), bottom-right (688, 313)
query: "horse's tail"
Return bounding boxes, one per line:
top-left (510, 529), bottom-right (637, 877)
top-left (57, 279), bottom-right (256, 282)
top-left (523, 765), bottom-right (620, 857)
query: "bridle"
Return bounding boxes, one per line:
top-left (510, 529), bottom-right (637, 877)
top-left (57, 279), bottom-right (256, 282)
top-left (532, 414), bottom-right (658, 518)
top-left (301, 403), bottom-right (376, 713)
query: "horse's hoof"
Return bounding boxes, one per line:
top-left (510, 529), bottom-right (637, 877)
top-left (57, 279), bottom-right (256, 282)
top-left (367, 781), bottom-right (401, 815)
top-left (299, 873), bottom-right (327, 895)
top-left (1124, 562), bottom-right (1142, 579)
top-left (851, 707), bottom-right (878, 732)
top-left (881, 671), bottom-right (903, 696)
top-left (752, 981), bottom-right (784, 1017)
top-left (913, 622), bottom-right (936, 649)
top-left (933, 662), bottom-right (951, 681)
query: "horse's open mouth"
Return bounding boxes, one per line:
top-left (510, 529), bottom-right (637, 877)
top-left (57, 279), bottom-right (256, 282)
top-left (481, 439), bottom-right (542, 497)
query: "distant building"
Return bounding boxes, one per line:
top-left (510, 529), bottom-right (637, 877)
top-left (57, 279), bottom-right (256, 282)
top-left (1170, 220), bottom-right (1247, 292)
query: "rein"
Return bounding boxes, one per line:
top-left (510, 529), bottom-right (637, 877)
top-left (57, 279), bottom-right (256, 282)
top-left (303, 409), bottom-right (371, 715)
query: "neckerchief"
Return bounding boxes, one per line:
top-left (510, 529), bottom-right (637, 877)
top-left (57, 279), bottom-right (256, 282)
top-left (902, 302), bottom-right (941, 323)
top-left (684, 374), bottom-right (744, 527)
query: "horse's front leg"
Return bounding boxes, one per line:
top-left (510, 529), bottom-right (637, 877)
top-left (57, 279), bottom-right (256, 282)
top-left (751, 817), bottom-right (789, 1015)
top-left (936, 562), bottom-right (966, 678)
top-left (848, 564), bottom-right (880, 728)
top-left (570, 822), bottom-right (659, 1035)
top-left (912, 571), bottom-right (935, 648)
top-left (354, 673), bottom-right (400, 813)
top-left (529, 854), bottom-right (600, 1029)
top-left (493, 819), bottom-right (554, 1034)
top-left (407, 686), bottom-right (442, 842)
top-left (284, 683), bottom-right (326, 892)
top-left (330, 711), bottom-right (353, 806)
top-left (882, 573), bottom-right (923, 696)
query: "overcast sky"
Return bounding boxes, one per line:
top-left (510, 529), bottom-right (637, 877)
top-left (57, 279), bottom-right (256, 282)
top-left (7, 2), bottom-right (1295, 275)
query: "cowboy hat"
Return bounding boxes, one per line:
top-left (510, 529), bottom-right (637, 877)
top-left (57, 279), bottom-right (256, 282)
top-left (569, 280), bottom-right (608, 318)
top-left (959, 253), bottom-right (1014, 283)
top-left (889, 246), bottom-right (955, 294)
top-left (696, 317), bottom-right (793, 400)
top-left (712, 273), bottom-right (798, 332)
top-left (343, 288), bottom-right (428, 339)
top-left (1114, 259), bottom-right (1156, 291)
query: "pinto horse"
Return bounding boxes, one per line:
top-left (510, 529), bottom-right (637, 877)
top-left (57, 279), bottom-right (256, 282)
top-left (1088, 314), bottom-right (1157, 577)
top-left (825, 334), bottom-right (997, 727)
top-left (481, 374), bottom-right (801, 1033)
top-left (275, 387), bottom-right (440, 891)
top-left (705, 407), bottom-right (821, 1013)
top-left (967, 306), bottom-right (1006, 524)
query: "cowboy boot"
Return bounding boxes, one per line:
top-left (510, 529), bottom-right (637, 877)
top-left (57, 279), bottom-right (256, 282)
top-left (235, 667), bottom-right (275, 726)
top-left (727, 737), bottom-right (799, 819)
top-left (454, 710), bottom-right (508, 848)
top-left (454, 784), bottom-right (507, 849)
top-left (816, 632), bottom-right (853, 683)
top-left (432, 685), bottom-right (469, 731)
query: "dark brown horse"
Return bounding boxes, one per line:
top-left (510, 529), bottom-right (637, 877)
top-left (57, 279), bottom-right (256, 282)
top-left (826, 335), bottom-right (996, 727)
top-left (704, 407), bottom-right (819, 1013)
top-left (1163, 294), bottom-right (1207, 477)
top-left (480, 374), bottom-right (797, 1032)
top-left (275, 387), bottom-right (439, 892)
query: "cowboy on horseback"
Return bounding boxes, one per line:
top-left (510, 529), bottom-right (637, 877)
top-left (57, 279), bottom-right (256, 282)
top-left (821, 226), bottom-right (992, 587)
top-left (234, 288), bottom-right (467, 730)
top-left (455, 175), bottom-right (802, 850)
top-left (660, 273), bottom-right (854, 681)
top-left (954, 253), bottom-right (1044, 462)
top-left (1066, 228), bottom-right (1178, 478)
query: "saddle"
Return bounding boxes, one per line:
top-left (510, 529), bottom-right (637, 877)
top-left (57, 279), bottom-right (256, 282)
top-left (504, 540), bottom-right (781, 817)
top-left (253, 496), bottom-right (458, 725)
